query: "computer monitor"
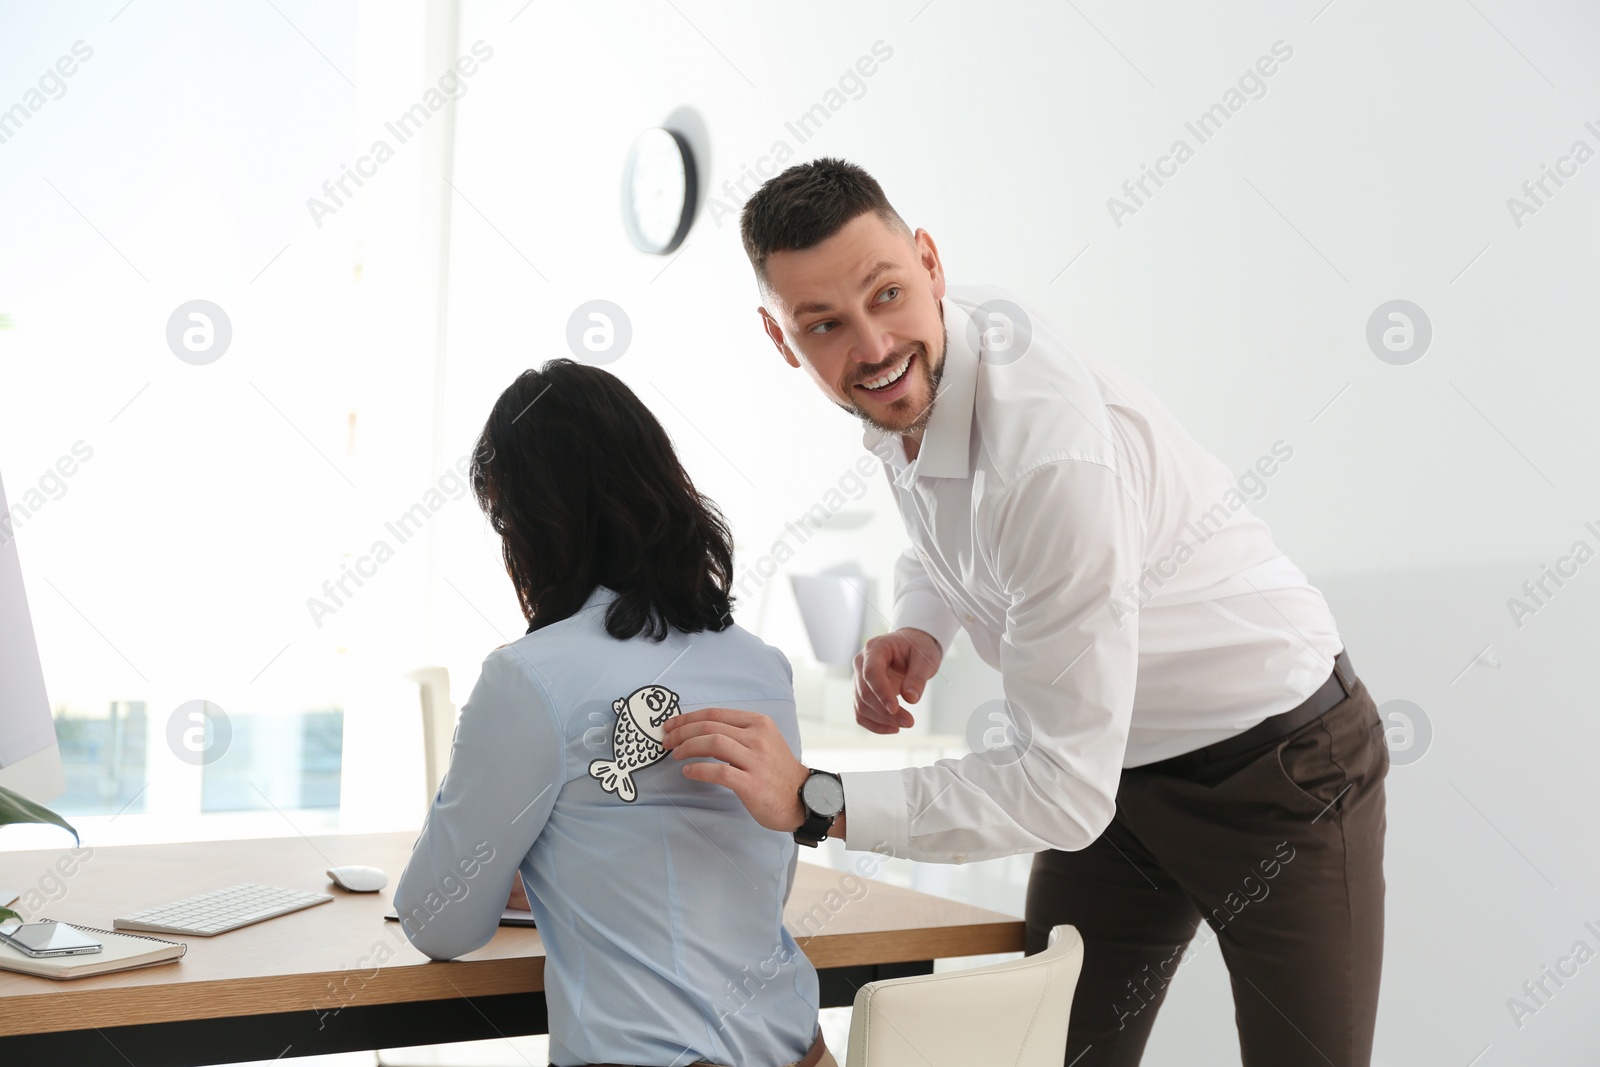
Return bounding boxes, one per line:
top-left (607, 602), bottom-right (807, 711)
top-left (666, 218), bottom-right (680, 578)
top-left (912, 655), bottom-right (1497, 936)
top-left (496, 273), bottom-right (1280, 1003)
top-left (0, 468), bottom-right (65, 804)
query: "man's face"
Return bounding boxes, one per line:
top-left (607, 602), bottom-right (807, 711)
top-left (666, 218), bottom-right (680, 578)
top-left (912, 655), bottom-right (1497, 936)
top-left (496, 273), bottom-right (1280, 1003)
top-left (758, 212), bottom-right (948, 436)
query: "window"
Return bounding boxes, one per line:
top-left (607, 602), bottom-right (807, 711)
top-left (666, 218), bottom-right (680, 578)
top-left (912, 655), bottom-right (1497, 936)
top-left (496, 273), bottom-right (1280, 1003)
top-left (2, 5), bottom-right (446, 845)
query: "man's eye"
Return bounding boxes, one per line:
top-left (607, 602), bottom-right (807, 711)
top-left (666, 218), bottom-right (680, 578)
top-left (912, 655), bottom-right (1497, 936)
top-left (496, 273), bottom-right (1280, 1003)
top-left (876, 286), bottom-right (900, 304)
top-left (808, 321), bottom-right (837, 335)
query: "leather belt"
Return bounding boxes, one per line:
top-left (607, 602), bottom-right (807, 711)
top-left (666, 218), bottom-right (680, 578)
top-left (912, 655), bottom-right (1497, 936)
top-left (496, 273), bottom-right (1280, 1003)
top-left (574, 1027), bottom-right (828, 1067)
top-left (1158, 648), bottom-right (1357, 768)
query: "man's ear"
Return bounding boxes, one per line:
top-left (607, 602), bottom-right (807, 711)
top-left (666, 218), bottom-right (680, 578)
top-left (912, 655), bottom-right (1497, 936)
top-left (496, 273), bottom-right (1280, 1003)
top-left (758, 307), bottom-right (801, 369)
top-left (914, 228), bottom-right (947, 302)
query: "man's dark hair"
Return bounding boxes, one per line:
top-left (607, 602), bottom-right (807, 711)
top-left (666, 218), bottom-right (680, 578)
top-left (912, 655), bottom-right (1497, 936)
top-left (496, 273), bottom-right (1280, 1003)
top-left (470, 359), bottom-right (735, 641)
top-left (740, 157), bottom-right (912, 286)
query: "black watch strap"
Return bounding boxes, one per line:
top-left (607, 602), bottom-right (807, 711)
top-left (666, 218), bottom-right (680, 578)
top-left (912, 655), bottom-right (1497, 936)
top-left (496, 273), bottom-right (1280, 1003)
top-left (794, 808), bottom-right (834, 848)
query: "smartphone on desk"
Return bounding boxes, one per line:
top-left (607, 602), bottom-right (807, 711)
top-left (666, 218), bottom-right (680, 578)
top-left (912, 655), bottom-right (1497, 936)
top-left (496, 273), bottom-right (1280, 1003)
top-left (0, 920), bottom-right (104, 957)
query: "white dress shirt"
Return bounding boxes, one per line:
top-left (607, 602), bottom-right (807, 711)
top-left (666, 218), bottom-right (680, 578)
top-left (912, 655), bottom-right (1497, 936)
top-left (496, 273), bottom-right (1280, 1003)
top-left (842, 284), bottom-right (1343, 864)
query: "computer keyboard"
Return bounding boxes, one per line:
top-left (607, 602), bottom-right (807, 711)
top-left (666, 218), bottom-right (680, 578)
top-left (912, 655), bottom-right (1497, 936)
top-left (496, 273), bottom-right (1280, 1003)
top-left (113, 883), bottom-right (334, 937)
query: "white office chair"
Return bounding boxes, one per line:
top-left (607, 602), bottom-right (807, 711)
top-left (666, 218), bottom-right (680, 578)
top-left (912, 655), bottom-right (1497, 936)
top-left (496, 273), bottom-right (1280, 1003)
top-left (845, 924), bottom-right (1083, 1067)
top-left (408, 666), bottom-right (458, 803)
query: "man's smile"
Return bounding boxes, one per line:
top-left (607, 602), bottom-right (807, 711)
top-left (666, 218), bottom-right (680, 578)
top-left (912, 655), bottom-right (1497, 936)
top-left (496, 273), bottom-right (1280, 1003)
top-left (853, 350), bottom-right (917, 403)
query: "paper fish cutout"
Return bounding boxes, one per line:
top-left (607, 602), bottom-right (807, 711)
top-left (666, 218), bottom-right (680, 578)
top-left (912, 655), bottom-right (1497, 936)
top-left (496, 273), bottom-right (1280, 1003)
top-left (588, 684), bottom-right (682, 803)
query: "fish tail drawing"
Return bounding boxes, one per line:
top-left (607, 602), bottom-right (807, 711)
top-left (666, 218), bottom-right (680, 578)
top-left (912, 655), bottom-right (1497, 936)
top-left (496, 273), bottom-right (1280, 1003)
top-left (588, 758), bottom-right (638, 803)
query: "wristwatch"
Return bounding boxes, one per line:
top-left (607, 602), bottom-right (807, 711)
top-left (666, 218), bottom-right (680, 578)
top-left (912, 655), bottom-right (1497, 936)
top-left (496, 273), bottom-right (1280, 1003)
top-left (794, 768), bottom-right (845, 848)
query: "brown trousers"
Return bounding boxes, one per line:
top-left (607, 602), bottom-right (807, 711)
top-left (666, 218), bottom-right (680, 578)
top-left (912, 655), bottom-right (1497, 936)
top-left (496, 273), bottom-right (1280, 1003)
top-left (1025, 673), bottom-right (1388, 1067)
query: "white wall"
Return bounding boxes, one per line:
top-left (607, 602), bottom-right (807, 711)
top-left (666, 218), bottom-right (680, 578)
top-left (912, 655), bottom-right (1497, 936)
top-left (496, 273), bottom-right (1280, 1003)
top-left (430, 2), bottom-right (1600, 1063)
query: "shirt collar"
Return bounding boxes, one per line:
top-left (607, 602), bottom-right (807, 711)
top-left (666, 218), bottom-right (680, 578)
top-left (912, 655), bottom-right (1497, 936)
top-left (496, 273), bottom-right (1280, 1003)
top-left (862, 293), bottom-right (979, 483)
top-left (524, 584), bottom-right (617, 635)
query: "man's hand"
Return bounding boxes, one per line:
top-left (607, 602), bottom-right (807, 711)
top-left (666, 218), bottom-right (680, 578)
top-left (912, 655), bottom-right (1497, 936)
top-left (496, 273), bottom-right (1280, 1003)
top-left (853, 627), bottom-right (943, 734)
top-left (661, 708), bottom-right (809, 834)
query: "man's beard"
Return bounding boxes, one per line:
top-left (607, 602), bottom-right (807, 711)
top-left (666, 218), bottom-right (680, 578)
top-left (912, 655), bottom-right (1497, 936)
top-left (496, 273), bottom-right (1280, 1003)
top-left (841, 321), bottom-right (948, 436)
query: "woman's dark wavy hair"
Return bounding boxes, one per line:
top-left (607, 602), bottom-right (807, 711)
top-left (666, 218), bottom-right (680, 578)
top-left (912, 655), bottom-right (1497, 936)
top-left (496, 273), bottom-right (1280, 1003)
top-left (470, 359), bottom-right (736, 641)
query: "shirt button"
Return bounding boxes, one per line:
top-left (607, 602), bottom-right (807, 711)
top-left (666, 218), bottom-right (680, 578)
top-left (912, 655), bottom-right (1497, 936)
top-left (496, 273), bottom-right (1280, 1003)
top-left (953, 854), bottom-right (968, 864)
top-left (964, 613), bottom-right (976, 623)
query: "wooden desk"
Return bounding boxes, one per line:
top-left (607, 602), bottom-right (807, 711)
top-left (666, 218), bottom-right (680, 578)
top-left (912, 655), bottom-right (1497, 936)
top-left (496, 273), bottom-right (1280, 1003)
top-left (0, 832), bottom-right (1023, 1065)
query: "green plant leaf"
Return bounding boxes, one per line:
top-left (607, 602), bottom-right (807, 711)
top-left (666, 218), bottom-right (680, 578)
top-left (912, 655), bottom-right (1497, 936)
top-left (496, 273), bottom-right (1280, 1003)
top-left (0, 906), bottom-right (18, 925)
top-left (0, 784), bottom-right (78, 845)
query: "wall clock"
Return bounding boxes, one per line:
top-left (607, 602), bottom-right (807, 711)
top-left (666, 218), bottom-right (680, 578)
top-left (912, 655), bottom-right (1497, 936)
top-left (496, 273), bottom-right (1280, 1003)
top-left (621, 127), bottom-right (697, 255)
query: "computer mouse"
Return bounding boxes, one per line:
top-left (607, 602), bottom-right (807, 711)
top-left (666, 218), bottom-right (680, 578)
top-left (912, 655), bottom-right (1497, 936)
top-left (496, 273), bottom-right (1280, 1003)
top-left (326, 865), bottom-right (388, 893)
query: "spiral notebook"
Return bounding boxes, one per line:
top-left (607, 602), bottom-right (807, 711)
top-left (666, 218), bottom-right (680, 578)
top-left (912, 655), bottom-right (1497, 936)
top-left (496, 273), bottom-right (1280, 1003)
top-left (0, 920), bottom-right (187, 980)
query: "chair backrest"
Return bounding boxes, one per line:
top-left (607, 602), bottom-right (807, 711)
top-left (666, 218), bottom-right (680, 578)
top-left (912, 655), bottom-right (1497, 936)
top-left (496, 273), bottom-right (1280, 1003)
top-left (846, 924), bottom-right (1083, 1067)
top-left (406, 666), bottom-right (457, 806)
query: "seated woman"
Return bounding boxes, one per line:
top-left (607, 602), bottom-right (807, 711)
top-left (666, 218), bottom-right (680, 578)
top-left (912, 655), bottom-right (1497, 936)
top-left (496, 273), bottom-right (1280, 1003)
top-left (394, 359), bottom-right (829, 1067)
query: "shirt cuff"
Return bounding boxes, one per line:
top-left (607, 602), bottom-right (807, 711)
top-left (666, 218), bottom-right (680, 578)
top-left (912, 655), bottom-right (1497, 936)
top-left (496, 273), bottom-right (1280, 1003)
top-left (892, 591), bottom-right (962, 654)
top-left (840, 768), bottom-right (910, 859)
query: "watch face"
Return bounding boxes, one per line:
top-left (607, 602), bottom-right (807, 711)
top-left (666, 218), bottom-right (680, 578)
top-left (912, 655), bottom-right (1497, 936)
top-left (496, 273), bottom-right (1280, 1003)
top-left (802, 771), bottom-right (845, 818)
top-left (622, 127), bottom-right (693, 254)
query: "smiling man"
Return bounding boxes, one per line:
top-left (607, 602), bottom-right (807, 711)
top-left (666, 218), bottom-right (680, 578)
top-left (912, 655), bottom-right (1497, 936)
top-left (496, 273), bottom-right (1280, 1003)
top-left (663, 158), bottom-right (1388, 1067)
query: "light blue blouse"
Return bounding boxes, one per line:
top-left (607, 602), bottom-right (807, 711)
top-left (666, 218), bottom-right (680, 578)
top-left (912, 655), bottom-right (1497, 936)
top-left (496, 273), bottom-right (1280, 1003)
top-left (395, 584), bottom-right (819, 1067)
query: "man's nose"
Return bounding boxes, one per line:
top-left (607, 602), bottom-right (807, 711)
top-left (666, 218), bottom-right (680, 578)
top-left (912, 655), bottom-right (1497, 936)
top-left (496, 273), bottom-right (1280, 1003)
top-left (850, 330), bottom-right (898, 367)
